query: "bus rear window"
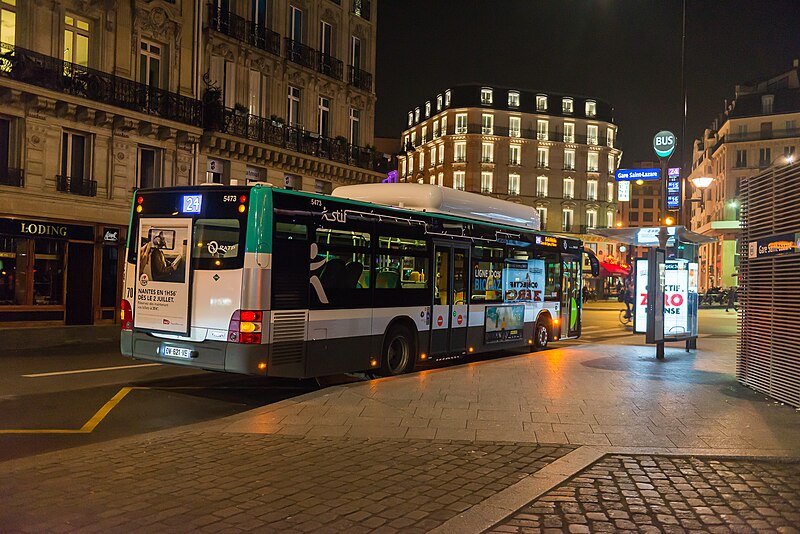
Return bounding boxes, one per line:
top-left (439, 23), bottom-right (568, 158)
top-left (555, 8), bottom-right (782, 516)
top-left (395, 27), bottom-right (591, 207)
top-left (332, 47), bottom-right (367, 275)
top-left (192, 219), bottom-right (243, 269)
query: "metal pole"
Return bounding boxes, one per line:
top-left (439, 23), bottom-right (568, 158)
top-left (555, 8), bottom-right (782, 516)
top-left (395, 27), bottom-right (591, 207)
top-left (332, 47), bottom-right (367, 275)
top-left (680, 0), bottom-right (688, 227)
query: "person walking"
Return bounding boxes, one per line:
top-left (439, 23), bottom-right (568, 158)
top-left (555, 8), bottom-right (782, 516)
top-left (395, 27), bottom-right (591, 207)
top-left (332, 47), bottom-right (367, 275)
top-left (725, 286), bottom-right (738, 312)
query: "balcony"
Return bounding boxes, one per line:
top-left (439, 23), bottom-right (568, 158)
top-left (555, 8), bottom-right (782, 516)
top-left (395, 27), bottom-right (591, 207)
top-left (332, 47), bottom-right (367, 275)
top-left (0, 167), bottom-right (23, 187)
top-left (317, 52), bottom-right (343, 80)
top-left (352, 0), bottom-right (371, 21)
top-left (207, 4), bottom-right (281, 56)
top-left (206, 104), bottom-right (378, 171)
top-left (284, 38), bottom-right (316, 70)
top-left (348, 66), bottom-right (372, 92)
top-left (0, 43), bottom-right (202, 127)
top-left (56, 175), bottom-right (97, 197)
top-left (508, 159), bottom-right (521, 166)
top-left (480, 186), bottom-right (492, 194)
top-left (481, 157), bottom-right (494, 164)
top-left (537, 132), bottom-right (548, 141)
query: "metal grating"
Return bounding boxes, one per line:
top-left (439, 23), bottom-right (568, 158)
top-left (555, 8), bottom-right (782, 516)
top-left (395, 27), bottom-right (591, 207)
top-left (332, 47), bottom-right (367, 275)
top-left (270, 311), bottom-right (307, 366)
top-left (738, 163), bottom-right (800, 407)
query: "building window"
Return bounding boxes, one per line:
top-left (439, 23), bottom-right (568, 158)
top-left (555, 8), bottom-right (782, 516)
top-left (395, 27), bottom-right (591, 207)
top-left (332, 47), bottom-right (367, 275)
top-left (509, 116), bottom-right (521, 138)
top-left (643, 212), bottom-right (654, 222)
top-left (508, 173), bottom-right (520, 196)
top-left (481, 142), bottom-right (493, 163)
top-left (537, 120), bottom-right (548, 141)
top-left (289, 4), bottom-right (303, 41)
top-left (349, 108), bottom-right (360, 146)
top-left (430, 146), bottom-right (436, 167)
top-left (445, 89), bottom-right (451, 107)
top-left (643, 198), bottom-right (654, 209)
top-left (630, 212), bottom-right (639, 222)
top-left (440, 115), bottom-right (447, 135)
top-left (606, 210), bottom-right (615, 228)
top-left (433, 120), bottom-right (440, 138)
top-left (436, 94), bottom-right (443, 111)
top-left (453, 171), bottom-right (465, 191)
top-left (317, 96), bottom-right (331, 137)
top-left (419, 152), bottom-right (425, 171)
top-left (438, 144), bottom-right (444, 165)
top-left (536, 175), bottom-right (548, 196)
top-left (585, 100), bottom-right (597, 117)
top-left (429, 174), bottom-right (437, 185)
top-left (735, 149), bottom-right (747, 168)
top-left (248, 69), bottom-right (268, 116)
top-left (586, 209), bottom-right (597, 229)
top-left (563, 177), bottom-right (574, 199)
top-left (0, 0), bottom-right (15, 46)
top-left (408, 155), bottom-right (413, 173)
top-left (481, 87), bottom-right (493, 104)
top-left (587, 125), bottom-right (598, 145)
top-left (350, 35), bottom-right (361, 69)
top-left (608, 154), bottom-right (616, 173)
top-left (454, 142), bottom-right (466, 162)
top-left (537, 207), bottom-right (547, 227)
top-left (587, 152), bottom-right (599, 172)
top-left (536, 94), bottom-right (547, 111)
top-left (408, 111), bottom-right (413, 127)
top-left (481, 114), bottom-right (494, 135)
top-left (562, 97), bottom-right (573, 114)
top-left (607, 182), bottom-right (614, 202)
top-left (607, 127), bottom-right (615, 148)
top-left (759, 147), bottom-right (771, 167)
top-left (762, 94), bottom-right (774, 114)
top-left (562, 209), bottom-right (573, 232)
top-left (411, 131), bottom-right (416, 146)
top-left (587, 180), bottom-right (597, 201)
top-left (421, 126), bottom-right (427, 143)
top-left (563, 122), bottom-right (575, 143)
top-left (399, 158), bottom-right (406, 177)
top-left (455, 113), bottom-right (468, 134)
top-left (137, 146), bottom-right (162, 188)
top-left (414, 107), bottom-right (420, 123)
top-left (319, 20), bottom-right (332, 57)
top-left (425, 101), bottom-right (431, 117)
top-left (64, 14), bottom-right (91, 67)
top-left (287, 85), bottom-right (301, 126)
top-left (784, 145), bottom-right (796, 159)
top-left (61, 131), bottom-right (91, 181)
top-left (437, 172), bottom-right (444, 186)
top-left (537, 147), bottom-right (549, 168)
top-left (509, 144), bottom-right (520, 166)
top-left (508, 91), bottom-right (520, 108)
top-left (481, 171), bottom-right (493, 193)
top-left (564, 149), bottom-right (575, 171)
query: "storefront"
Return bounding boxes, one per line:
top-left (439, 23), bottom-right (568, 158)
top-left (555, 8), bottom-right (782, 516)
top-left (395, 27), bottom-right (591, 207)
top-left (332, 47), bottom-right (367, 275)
top-left (0, 217), bottom-right (124, 326)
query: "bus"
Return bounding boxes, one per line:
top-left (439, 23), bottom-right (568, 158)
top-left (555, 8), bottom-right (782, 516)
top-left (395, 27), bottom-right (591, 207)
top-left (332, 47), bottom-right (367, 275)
top-left (121, 183), bottom-right (583, 378)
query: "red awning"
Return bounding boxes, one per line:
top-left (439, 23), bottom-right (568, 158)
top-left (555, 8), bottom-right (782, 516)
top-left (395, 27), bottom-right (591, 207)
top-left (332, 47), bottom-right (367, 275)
top-left (599, 262), bottom-right (630, 278)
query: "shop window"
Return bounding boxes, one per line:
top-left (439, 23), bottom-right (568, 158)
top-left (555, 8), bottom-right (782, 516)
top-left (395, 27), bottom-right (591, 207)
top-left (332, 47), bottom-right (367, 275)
top-left (34, 240), bottom-right (64, 305)
top-left (100, 245), bottom-right (119, 309)
top-left (0, 236), bottom-right (24, 305)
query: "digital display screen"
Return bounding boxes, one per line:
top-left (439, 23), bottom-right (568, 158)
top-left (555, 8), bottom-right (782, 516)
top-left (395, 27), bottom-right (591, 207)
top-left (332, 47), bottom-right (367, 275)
top-left (181, 195), bottom-right (202, 214)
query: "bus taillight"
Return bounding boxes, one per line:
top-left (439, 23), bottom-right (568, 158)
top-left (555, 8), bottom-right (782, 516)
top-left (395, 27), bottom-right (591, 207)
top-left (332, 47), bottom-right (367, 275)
top-left (121, 299), bottom-right (133, 331)
top-left (228, 310), bottom-right (264, 344)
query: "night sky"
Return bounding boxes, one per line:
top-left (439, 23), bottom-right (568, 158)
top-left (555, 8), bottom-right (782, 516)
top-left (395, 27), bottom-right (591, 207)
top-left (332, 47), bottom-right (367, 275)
top-left (375, 0), bottom-right (800, 169)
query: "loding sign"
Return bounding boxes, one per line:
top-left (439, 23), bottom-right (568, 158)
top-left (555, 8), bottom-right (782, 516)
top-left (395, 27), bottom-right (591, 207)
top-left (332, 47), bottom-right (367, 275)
top-left (0, 217), bottom-right (94, 241)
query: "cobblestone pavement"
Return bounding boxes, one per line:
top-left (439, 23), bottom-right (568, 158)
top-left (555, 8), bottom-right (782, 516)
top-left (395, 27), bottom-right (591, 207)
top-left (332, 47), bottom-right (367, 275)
top-left (0, 432), bottom-right (573, 533)
top-left (488, 454), bottom-right (800, 534)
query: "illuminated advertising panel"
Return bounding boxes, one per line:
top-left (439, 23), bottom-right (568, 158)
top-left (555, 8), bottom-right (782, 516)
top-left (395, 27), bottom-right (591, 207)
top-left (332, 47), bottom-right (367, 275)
top-left (502, 259), bottom-right (546, 303)
top-left (635, 258), bottom-right (697, 338)
top-left (634, 259), bottom-right (648, 334)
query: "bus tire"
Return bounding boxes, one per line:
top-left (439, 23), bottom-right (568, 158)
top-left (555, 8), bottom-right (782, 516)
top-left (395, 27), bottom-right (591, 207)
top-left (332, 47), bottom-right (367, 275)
top-left (534, 318), bottom-right (550, 350)
top-left (379, 324), bottom-right (416, 376)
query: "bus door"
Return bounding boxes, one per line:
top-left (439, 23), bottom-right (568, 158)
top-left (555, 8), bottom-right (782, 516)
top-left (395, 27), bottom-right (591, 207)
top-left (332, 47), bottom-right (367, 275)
top-left (560, 253), bottom-right (581, 338)
top-left (430, 243), bottom-right (469, 356)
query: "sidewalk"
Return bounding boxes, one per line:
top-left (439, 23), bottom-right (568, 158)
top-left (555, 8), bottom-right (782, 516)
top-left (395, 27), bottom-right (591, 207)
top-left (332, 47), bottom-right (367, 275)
top-left (2, 337), bottom-right (798, 532)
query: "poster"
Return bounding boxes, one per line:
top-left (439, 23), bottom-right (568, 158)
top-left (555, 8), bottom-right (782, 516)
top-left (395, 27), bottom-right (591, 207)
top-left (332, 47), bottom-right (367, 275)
top-left (634, 259), bottom-right (648, 334)
top-left (635, 259), bottom-right (697, 338)
top-left (485, 305), bottom-right (525, 343)
top-left (503, 259), bottom-right (545, 302)
top-left (134, 218), bottom-right (192, 334)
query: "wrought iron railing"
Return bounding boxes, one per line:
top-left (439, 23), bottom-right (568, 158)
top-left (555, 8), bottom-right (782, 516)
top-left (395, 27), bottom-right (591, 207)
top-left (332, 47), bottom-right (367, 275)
top-left (284, 38), bottom-right (316, 70)
top-left (318, 52), bottom-right (343, 80)
top-left (0, 42), bottom-right (202, 126)
top-left (56, 175), bottom-right (97, 197)
top-left (206, 104), bottom-right (377, 170)
top-left (347, 65), bottom-right (372, 92)
top-left (0, 167), bottom-right (23, 187)
top-left (207, 5), bottom-right (281, 56)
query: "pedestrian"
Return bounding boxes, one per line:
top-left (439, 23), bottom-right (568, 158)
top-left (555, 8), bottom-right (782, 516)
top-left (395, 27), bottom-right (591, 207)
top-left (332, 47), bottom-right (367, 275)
top-left (623, 278), bottom-right (634, 320)
top-left (725, 286), bottom-right (738, 312)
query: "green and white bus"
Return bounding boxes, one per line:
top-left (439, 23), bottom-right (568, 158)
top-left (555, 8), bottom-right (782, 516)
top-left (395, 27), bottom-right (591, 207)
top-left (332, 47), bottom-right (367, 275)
top-left (121, 183), bottom-right (583, 377)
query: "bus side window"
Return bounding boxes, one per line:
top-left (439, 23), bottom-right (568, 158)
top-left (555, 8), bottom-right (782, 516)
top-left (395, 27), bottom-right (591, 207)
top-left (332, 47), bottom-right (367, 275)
top-left (541, 250), bottom-right (561, 301)
top-left (471, 245), bottom-right (504, 303)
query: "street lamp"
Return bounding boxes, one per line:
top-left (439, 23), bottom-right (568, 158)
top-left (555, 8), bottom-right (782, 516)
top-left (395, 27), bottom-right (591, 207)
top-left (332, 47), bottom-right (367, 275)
top-left (688, 175), bottom-right (714, 212)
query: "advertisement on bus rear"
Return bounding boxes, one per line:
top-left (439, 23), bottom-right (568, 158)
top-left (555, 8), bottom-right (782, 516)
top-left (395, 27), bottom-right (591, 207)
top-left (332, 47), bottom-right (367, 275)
top-left (134, 218), bottom-right (192, 334)
top-left (485, 305), bottom-right (525, 343)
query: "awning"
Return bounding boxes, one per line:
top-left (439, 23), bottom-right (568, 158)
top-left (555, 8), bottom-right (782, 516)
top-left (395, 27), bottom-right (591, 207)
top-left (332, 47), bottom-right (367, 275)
top-left (599, 262), bottom-right (630, 277)
top-left (589, 226), bottom-right (718, 246)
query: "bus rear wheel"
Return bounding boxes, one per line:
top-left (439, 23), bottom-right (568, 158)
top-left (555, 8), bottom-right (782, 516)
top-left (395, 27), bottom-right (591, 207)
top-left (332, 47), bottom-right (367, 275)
top-left (534, 319), bottom-right (550, 350)
top-left (379, 325), bottom-right (416, 376)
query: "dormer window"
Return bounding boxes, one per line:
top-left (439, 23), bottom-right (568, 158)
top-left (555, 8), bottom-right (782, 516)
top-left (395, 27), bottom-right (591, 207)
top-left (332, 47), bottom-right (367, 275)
top-left (444, 89), bottom-right (451, 107)
top-left (425, 101), bottom-right (431, 118)
top-left (508, 91), bottom-right (520, 108)
top-left (414, 107), bottom-right (420, 122)
top-left (407, 111), bottom-right (413, 127)
top-left (562, 97), bottom-right (574, 114)
top-left (762, 94), bottom-right (774, 114)
top-left (585, 100), bottom-right (597, 117)
top-left (536, 94), bottom-right (547, 111)
top-left (436, 94), bottom-right (443, 111)
top-left (481, 87), bottom-right (493, 104)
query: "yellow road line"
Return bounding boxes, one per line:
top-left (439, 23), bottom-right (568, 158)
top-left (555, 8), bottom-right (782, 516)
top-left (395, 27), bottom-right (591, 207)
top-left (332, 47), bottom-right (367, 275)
top-left (0, 387), bottom-right (138, 434)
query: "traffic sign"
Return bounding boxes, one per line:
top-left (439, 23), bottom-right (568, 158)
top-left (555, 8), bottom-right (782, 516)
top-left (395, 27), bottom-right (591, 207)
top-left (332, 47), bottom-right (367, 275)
top-left (653, 131), bottom-right (676, 159)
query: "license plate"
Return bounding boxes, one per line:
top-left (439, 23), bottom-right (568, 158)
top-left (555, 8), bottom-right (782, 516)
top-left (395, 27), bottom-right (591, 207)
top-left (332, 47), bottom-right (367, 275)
top-left (162, 346), bottom-right (193, 359)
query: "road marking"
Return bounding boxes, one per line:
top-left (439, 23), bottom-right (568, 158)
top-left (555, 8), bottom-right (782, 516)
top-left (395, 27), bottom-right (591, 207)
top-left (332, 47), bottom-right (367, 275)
top-left (23, 363), bottom-right (161, 378)
top-left (0, 387), bottom-right (136, 434)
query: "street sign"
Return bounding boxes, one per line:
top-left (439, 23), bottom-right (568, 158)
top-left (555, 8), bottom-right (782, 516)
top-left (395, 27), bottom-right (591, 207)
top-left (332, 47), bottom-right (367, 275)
top-left (615, 168), bottom-right (660, 181)
top-left (618, 180), bottom-right (631, 201)
top-left (653, 130), bottom-right (676, 159)
top-left (666, 167), bottom-right (681, 209)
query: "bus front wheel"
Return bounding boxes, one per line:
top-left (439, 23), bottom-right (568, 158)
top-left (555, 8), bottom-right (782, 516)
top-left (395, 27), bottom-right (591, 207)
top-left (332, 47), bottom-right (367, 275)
top-left (534, 319), bottom-right (550, 350)
top-left (379, 325), bottom-right (416, 376)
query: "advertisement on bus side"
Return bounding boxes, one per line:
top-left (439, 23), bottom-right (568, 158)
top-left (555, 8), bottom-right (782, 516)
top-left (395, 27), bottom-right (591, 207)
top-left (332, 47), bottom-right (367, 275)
top-left (134, 218), bottom-right (192, 334)
top-left (485, 305), bottom-right (525, 343)
top-left (502, 259), bottom-right (546, 302)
